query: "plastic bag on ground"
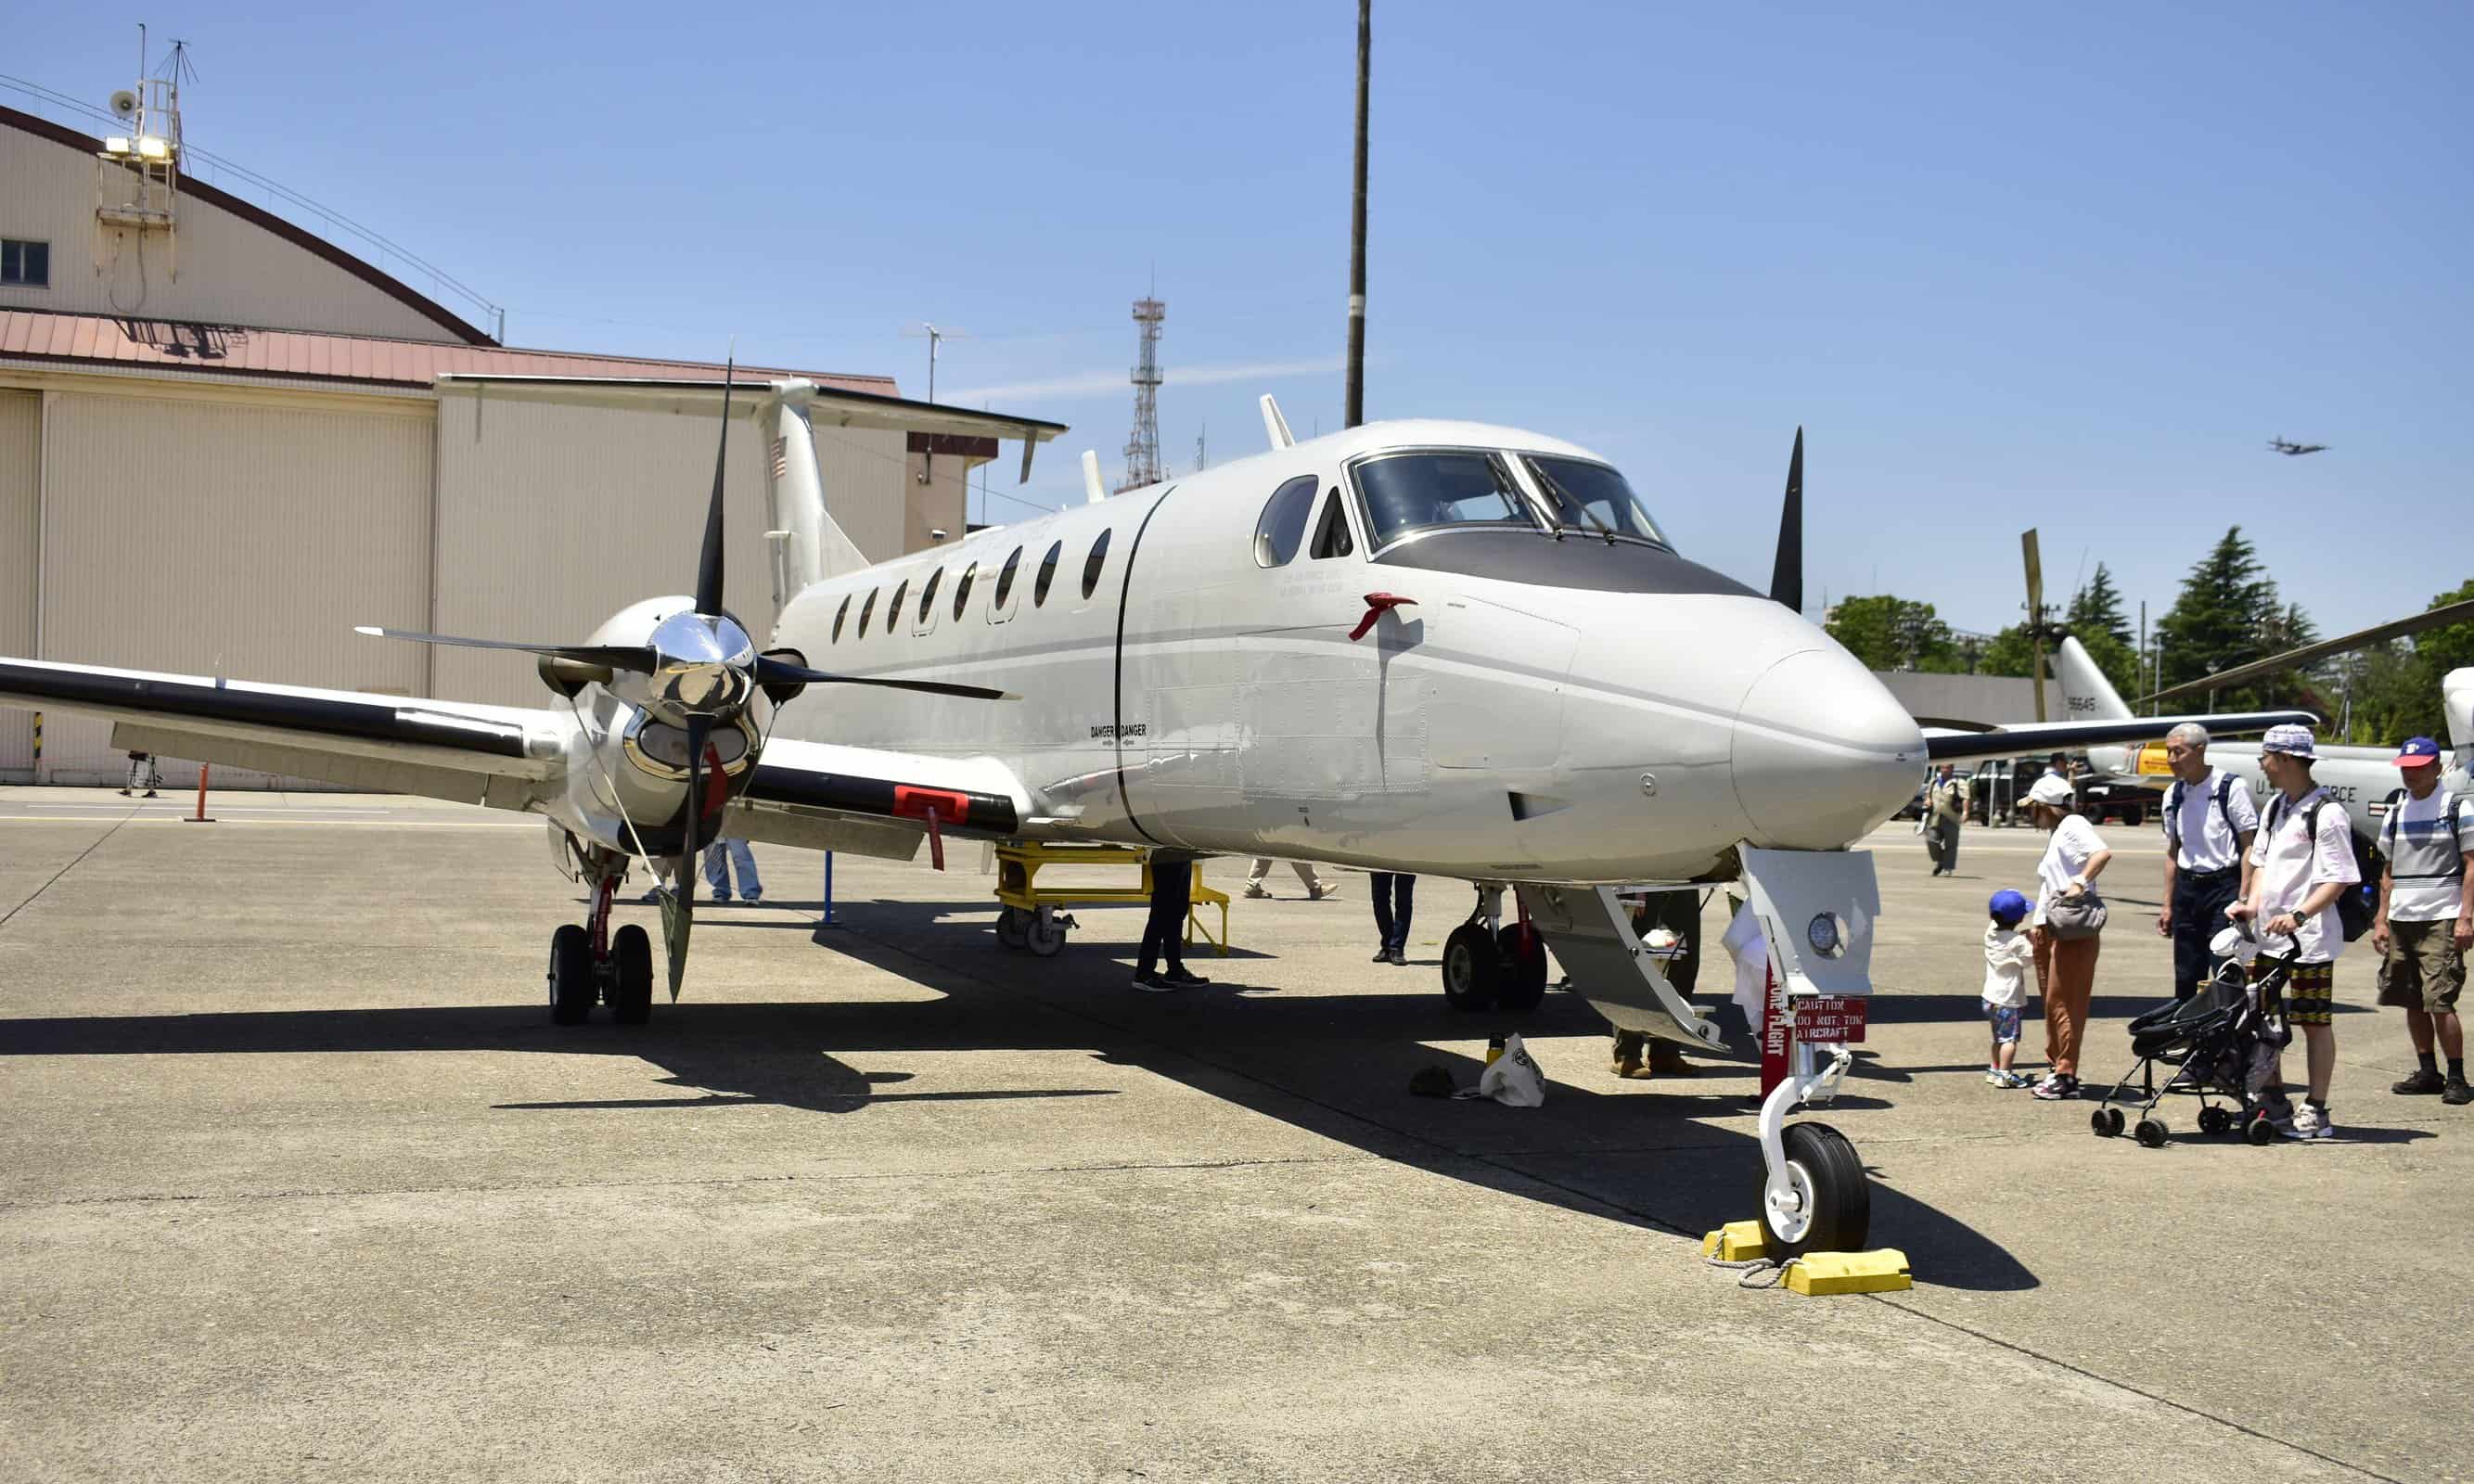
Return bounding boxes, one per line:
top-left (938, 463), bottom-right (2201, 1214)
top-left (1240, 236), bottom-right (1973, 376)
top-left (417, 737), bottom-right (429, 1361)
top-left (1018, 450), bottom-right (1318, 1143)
top-left (1455, 1032), bottom-right (1546, 1107)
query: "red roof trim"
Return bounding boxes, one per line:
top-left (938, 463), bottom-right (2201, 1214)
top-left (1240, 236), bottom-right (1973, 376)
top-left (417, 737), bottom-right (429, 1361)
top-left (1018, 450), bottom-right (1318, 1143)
top-left (1, 103), bottom-right (499, 347)
top-left (0, 308), bottom-right (900, 395)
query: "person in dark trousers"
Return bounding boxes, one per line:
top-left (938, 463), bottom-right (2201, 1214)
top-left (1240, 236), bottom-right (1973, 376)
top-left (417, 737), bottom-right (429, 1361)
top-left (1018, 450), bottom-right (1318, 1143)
top-left (1612, 889), bottom-right (1702, 1078)
top-left (1369, 871), bottom-right (1416, 965)
top-left (1133, 855), bottom-right (1209, 991)
top-left (2155, 723), bottom-right (2258, 1002)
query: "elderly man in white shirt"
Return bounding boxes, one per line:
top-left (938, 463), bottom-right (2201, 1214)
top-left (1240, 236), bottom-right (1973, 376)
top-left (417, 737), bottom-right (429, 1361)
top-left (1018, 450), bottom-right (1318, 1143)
top-left (2156, 723), bottom-right (2261, 1001)
top-left (2228, 723), bottom-right (2363, 1140)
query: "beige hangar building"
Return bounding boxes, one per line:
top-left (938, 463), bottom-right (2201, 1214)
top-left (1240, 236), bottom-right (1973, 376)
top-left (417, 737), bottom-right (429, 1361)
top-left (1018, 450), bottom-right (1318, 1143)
top-left (0, 103), bottom-right (990, 785)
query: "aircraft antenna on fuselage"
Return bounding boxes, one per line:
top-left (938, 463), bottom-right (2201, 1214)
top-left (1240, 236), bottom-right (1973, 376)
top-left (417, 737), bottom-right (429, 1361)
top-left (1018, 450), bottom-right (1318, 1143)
top-left (1260, 394), bottom-right (1295, 451)
top-left (1082, 450), bottom-right (1107, 505)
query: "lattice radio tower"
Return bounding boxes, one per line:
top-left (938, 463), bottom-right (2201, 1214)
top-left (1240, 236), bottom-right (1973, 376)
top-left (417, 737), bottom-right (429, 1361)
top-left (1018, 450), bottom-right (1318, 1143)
top-left (1117, 296), bottom-right (1166, 493)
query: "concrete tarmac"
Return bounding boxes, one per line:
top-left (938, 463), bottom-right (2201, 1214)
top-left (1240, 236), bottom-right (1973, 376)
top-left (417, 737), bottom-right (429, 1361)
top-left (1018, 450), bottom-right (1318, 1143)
top-left (2, 789), bottom-right (2466, 1482)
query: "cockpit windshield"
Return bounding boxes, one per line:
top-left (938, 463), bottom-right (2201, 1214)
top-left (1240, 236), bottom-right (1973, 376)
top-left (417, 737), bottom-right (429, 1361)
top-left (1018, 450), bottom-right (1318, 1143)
top-left (1520, 456), bottom-right (1669, 548)
top-left (1352, 452), bottom-right (1542, 548)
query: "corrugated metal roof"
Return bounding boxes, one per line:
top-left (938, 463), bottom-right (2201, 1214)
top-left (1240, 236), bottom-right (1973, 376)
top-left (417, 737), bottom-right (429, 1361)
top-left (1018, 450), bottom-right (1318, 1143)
top-left (0, 310), bottom-right (899, 395)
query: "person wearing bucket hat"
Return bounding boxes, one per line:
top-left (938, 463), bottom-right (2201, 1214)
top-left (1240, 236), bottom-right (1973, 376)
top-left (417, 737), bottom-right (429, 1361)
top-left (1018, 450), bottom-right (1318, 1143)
top-left (2024, 771), bottom-right (2110, 1099)
top-left (2372, 736), bottom-right (2474, 1104)
top-left (2230, 722), bottom-right (2361, 1138)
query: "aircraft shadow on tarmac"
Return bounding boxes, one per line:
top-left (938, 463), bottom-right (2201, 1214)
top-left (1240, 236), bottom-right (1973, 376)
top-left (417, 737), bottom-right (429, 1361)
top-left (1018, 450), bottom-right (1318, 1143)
top-left (3, 896), bottom-right (2042, 1293)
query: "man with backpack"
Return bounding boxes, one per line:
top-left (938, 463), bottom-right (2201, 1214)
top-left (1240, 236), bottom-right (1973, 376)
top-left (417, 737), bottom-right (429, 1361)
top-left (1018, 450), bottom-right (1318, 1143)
top-left (2372, 736), bottom-right (2474, 1104)
top-left (2229, 723), bottom-right (2365, 1140)
top-left (2156, 723), bottom-right (2260, 1001)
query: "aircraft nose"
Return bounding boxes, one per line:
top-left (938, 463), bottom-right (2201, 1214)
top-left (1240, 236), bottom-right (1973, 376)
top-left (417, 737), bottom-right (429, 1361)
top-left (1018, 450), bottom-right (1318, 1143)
top-left (1730, 647), bottom-right (1925, 850)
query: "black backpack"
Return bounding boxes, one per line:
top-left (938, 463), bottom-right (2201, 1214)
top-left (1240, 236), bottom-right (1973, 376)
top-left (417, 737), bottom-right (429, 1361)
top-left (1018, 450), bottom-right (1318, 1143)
top-left (2264, 793), bottom-right (2375, 943)
top-left (2163, 774), bottom-right (2236, 861)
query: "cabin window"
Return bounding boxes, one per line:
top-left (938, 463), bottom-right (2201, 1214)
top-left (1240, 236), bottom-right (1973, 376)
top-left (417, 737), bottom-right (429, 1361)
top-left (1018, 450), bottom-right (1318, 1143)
top-left (887, 581), bottom-right (907, 635)
top-left (1033, 540), bottom-right (1063, 607)
top-left (1308, 490), bottom-right (1355, 558)
top-left (0, 239), bottom-right (48, 288)
top-left (1352, 451), bottom-right (1540, 549)
top-left (1521, 455), bottom-right (1670, 548)
top-left (917, 569), bottom-right (942, 629)
top-left (832, 595), bottom-right (851, 643)
top-left (991, 545), bottom-right (1023, 617)
top-left (1252, 475), bottom-right (1319, 568)
top-left (1081, 529), bottom-right (1112, 600)
top-left (856, 588), bottom-right (878, 638)
top-left (953, 561), bottom-right (977, 620)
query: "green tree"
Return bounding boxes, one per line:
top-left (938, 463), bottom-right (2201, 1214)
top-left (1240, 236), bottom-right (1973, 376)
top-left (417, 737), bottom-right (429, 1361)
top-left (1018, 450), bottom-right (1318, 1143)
top-left (2335, 579), bottom-right (2474, 744)
top-left (2066, 563), bottom-right (2135, 646)
top-left (1978, 624), bottom-right (2036, 678)
top-left (1827, 595), bottom-right (1956, 672)
top-left (2154, 526), bottom-right (2315, 711)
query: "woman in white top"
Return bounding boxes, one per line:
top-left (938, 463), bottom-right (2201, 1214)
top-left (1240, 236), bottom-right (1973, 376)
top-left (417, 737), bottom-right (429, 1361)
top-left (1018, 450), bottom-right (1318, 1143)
top-left (2024, 772), bottom-right (2113, 1099)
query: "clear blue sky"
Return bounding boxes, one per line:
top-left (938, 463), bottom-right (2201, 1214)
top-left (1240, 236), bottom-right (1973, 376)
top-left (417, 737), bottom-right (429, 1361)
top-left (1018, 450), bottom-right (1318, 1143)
top-left (12, 2), bottom-right (2469, 640)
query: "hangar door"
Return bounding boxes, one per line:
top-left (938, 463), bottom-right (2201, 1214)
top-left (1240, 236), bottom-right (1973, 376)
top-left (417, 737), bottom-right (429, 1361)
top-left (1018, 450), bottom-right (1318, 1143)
top-left (35, 389), bottom-right (433, 784)
top-left (0, 391), bottom-right (33, 775)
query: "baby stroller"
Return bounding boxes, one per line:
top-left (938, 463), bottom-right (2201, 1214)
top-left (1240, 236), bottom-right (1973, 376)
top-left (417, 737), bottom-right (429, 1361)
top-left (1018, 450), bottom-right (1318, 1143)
top-left (2089, 922), bottom-right (2295, 1147)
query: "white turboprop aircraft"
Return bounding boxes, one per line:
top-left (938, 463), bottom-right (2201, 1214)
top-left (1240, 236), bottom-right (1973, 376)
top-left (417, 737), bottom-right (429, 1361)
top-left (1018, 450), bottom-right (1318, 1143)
top-left (2058, 637), bottom-right (2474, 846)
top-left (0, 382), bottom-right (2309, 1255)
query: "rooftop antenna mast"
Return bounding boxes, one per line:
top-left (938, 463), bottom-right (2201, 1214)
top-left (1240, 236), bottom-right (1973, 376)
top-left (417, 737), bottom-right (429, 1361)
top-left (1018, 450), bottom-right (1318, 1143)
top-left (902, 321), bottom-right (967, 484)
top-left (1117, 294), bottom-right (1165, 493)
top-left (95, 27), bottom-right (190, 287)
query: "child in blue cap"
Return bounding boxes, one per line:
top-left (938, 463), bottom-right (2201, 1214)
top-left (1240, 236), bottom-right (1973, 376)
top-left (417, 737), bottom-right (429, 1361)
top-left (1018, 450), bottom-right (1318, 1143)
top-left (1983, 889), bottom-right (2034, 1087)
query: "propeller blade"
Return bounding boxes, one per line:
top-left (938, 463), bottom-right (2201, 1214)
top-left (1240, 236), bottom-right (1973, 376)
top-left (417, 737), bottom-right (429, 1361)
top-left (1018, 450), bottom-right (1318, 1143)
top-left (2021, 529), bottom-right (2047, 723)
top-left (658, 869), bottom-right (693, 1003)
top-left (750, 654), bottom-right (1016, 702)
top-left (355, 627), bottom-right (652, 671)
top-left (1768, 427), bottom-right (1803, 613)
top-left (695, 359), bottom-right (737, 616)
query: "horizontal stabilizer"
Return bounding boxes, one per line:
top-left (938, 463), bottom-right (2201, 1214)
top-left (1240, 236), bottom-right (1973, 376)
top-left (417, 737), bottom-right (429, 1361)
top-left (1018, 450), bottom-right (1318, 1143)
top-left (432, 375), bottom-right (1067, 480)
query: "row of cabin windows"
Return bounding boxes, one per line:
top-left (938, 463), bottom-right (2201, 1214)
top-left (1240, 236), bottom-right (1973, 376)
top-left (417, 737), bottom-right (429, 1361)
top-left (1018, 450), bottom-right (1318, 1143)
top-left (827, 528), bottom-right (1113, 644)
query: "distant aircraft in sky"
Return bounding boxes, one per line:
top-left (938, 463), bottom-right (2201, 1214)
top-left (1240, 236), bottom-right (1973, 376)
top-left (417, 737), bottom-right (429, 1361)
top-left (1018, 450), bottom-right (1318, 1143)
top-left (2267, 438), bottom-right (2328, 455)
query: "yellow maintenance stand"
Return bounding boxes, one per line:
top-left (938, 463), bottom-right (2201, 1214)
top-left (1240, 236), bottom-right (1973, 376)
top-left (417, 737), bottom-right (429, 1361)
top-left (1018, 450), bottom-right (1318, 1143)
top-left (991, 842), bottom-right (1231, 958)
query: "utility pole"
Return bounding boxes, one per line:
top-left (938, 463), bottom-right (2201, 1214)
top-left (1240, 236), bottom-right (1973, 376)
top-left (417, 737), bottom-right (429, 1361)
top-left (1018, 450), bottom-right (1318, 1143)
top-left (1344, 0), bottom-right (1370, 429)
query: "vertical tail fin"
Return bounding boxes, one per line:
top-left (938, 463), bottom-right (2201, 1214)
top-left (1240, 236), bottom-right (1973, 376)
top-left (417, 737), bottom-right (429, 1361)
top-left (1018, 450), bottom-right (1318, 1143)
top-left (763, 386), bottom-right (874, 610)
top-left (2056, 636), bottom-right (2131, 721)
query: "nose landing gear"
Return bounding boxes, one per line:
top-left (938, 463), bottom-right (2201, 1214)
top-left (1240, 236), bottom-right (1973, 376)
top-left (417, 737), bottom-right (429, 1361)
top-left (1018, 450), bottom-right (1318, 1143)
top-left (547, 871), bottom-right (656, 1026)
top-left (1441, 887), bottom-right (1550, 1012)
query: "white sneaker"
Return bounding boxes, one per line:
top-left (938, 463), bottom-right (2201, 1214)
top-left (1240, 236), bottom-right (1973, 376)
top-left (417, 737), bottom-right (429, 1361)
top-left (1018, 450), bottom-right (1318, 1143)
top-left (1310, 879), bottom-right (1338, 898)
top-left (2288, 1103), bottom-right (2335, 1140)
top-left (1243, 885), bottom-right (1270, 899)
top-left (1984, 1068), bottom-right (2008, 1086)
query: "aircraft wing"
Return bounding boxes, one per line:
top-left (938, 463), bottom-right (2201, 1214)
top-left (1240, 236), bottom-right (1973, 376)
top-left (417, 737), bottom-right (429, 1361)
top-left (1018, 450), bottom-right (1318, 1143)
top-left (1922, 710), bottom-right (2315, 762)
top-left (0, 657), bottom-right (562, 808)
top-left (725, 736), bottom-right (1031, 863)
top-left (0, 659), bottom-right (1035, 862)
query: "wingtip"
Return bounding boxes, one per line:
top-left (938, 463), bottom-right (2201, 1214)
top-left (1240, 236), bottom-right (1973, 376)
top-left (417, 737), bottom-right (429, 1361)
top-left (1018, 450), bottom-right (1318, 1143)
top-left (353, 625), bottom-right (383, 637)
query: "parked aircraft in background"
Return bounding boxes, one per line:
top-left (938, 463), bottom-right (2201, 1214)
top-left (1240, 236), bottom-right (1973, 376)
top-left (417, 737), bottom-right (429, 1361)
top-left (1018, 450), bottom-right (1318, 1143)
top-left (2061, 638), bottom-right (2473, 847)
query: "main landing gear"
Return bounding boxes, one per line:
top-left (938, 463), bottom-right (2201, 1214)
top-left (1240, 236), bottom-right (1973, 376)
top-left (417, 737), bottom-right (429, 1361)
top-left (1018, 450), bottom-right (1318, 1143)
top-left (1440, 886), bottom-right (1549, 1013)
top-left (547, 871), bottom-right (655, 1026)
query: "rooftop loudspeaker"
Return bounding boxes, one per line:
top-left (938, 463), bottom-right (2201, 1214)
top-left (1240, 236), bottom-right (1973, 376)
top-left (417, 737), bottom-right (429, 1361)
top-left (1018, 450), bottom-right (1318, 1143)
top-left (109, 90), bottom-right (138, 119)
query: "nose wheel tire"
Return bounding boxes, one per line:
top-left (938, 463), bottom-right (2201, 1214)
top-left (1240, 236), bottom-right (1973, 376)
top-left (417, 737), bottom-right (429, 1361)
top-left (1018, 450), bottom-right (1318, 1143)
top-left (610, 923), bottom-right (654, 1025)
top-left (1755, 1120), bottom-right (1870, 1260)
top-left (1441, 923), bottom-right (1503, 1011)
top-left (1492, 925), bottom-right (1550, 1011)
top-left (994, 906), bottom-right (1030, 951)
top-left (547, 924), bottom-right (595, 1026)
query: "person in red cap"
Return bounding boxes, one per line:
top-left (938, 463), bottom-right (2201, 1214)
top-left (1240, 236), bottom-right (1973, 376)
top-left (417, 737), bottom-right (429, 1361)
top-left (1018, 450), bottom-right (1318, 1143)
top-left (2373, 736), bottom-right (2473, 1104)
